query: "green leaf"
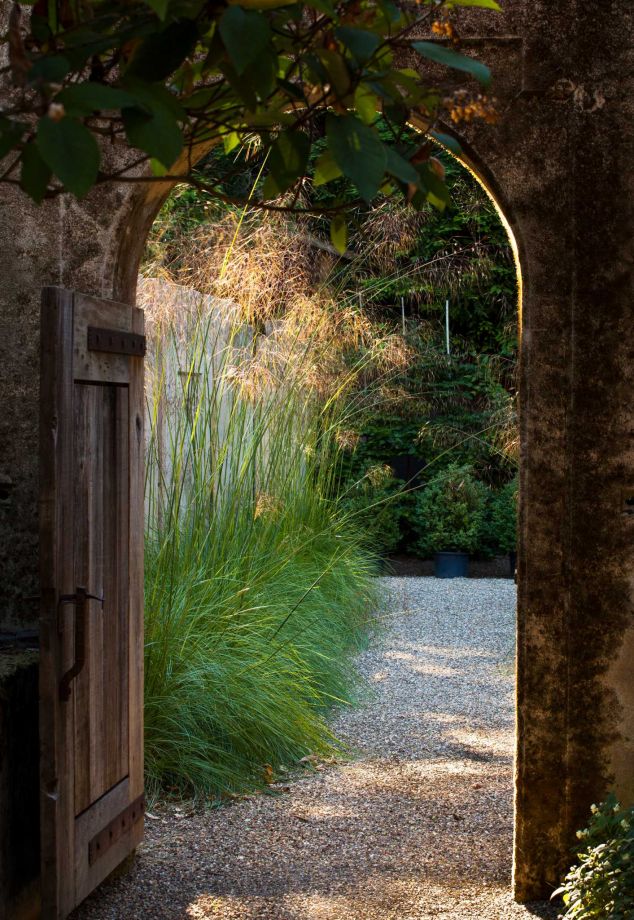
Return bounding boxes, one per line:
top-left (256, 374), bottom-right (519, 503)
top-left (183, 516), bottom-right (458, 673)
top-left (445, 0), bottom-right (501, 9)
top-left (330, 216), bottom-right (347, 254)
top-left (326, 114), bottom-right (387, 203)
top-left (354, 83), bottom-right (379, 125)
top-left (335, 26), bottom-right (380, 64)
top-left (264, 129), bottom-right (310, 196)
top-left (219, 61), bottom-right (258, 108)
top-left (223, 130), bottom-right (240, 154)
top-left (57, 83), bottom-right (138, 116)
top-left (123, 79), bottom-right (185, 120)
top-left (219, 7), bottom-right (271, 76)
top-left (149, 158), bottom-right (168, 176)
top-left (29, 13), bottom-right (51, 44)
top-left (228, 0), bottom-right (297, 7)
top-left (385, 147), bottom-right (419, 185)
top-left (36, 117), bottom-right (99, 198)
top-left (316, 49), bottom-right (351, 96)
top-left (430, 131), bottom-right (462, 155)
top-left (127, 19), bottom-right (198, 82)
top-left (313, 149), bottom-right (342, 187)
top-left (121, 78), bottom-right (185, 166)
top-left (20, 142), bottom-right (51, 204)
top-left (304, 0), bottom-right (335, 12)
top-left (185, 87), bottom-right (216, 110)
top-left (123, 105), bottom-right (183, 168)
top-left (28, 55), bottom-right (71, 84)
top-left (376, 0), bottom-right (403, 24)
top-left (419, 162), bottom-right (452, 211)
top-left (0, 118), bottom-right (26, 160)
top-left (412, 41), bottom-right (491, 87)
top-left (145, 0), bottom-right (169, 18)
top-left (246, 48), bottom-right (278, 100)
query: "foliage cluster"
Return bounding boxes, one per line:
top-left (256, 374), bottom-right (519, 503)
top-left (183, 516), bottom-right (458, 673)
top-left (481, 475), bottom-right (518, 555)
top-left (338, 460), bottom-right (410, 553)
top-left (410, 462), bottom-right (487, 556)
top-left (334, 324), bottom-right (518, 557)
top-left (3, 0), bottom-right (500, 237)
top-left (142, 286), bottom-right (381, 797)
top-left (555, 796), bottom-right (634, 920)
top-left (322, 154), bottom-right (519, 557)
top-left (316, 153), bottom-right (518, 355)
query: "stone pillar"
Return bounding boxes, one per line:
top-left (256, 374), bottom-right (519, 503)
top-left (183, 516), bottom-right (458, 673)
top-left (424, 0), bottom-right (634, 899)
top-left (491, 0), bottom-right (634, 900)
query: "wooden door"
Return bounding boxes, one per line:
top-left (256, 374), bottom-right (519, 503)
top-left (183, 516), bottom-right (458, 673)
top-left (39, 288), bottom-right (145, 918)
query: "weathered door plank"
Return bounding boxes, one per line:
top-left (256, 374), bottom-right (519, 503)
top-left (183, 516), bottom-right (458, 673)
top-left (40, 287), bottom-right (77, 919)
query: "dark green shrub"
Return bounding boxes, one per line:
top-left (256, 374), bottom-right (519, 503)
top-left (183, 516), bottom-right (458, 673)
top-left (492, 476), bottom-right (518, 553)
top-left (411, 462), bottom-right (487, 557)
top-left (481, 475), bottom-right (518, 555)
top-left (340, 463), bottom-right (410, 555)
top-left (554, 795), bottom-right (634, 919)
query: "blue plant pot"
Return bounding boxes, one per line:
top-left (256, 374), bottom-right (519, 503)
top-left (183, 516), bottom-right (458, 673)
top-left (434, 551), bottom-right (469, 578)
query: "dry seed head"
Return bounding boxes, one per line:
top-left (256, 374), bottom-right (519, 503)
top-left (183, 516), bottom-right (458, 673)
top-left (335, 429), bottom-right (361, 450)
top-left (366, 464), bottom-right (394, 488)
top-left (254, 492), bottom-right (282, 520)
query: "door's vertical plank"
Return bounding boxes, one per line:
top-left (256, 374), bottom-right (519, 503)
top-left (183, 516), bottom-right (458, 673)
top-left (101, 385), bottom-right (129, 788)
top-left (101, 386), bottom-right (116, 788)
top-left (116, 387), bottom-right (130, 780)
top-left (40, 288), bottom-right (77, 918)
top-left (128, 307), bottom-right (145, 803)
top-left (73, 385), bottom-right (92, 816)
top-left (99, 387), bottom-right (116, 789)
top-left (74, 384), bottom-right (109, 814)
top-left (88, 386), bottom-right (105, 805)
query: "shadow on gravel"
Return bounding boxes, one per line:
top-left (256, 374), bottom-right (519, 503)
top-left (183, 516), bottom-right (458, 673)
top-left (524, 902), bottom-right (560, 919)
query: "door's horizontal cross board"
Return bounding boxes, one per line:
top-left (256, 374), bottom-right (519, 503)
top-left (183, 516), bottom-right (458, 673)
top-left (87, 794), bottom-right (145, 866)
top-left (87, 326), bottom-right (147, 357)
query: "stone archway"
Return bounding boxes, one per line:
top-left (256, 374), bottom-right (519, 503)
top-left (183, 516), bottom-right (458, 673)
top-left (0, 1), bottom-right (632, 910)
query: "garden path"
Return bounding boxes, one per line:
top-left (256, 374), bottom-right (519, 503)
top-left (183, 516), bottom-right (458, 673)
top-left (74, 578), bottom-right (558, 920)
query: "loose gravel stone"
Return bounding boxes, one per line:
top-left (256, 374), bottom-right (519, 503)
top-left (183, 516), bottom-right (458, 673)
top-left (73, 577), bottom-right (559, 920)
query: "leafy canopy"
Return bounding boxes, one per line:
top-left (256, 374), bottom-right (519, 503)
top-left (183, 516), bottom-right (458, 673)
top-left (2, 0), bottom-right (500, 243)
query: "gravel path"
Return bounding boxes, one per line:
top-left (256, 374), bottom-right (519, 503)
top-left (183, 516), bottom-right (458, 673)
top-left (74, 578), bottom-right (558, 920)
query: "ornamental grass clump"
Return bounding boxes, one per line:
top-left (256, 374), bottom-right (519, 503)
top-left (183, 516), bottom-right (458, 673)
top-left (554, 795), bottom-right (634, 919)
top-left (142, 286), bottom-right (380, 798)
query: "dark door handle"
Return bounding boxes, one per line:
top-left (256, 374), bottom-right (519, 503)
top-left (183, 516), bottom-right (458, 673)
top-left (59, 587), bottom-right (104, 702)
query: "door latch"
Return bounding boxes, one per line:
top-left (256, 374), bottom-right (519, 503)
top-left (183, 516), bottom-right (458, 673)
top-left (58, 587), bottom-right (104, 702)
